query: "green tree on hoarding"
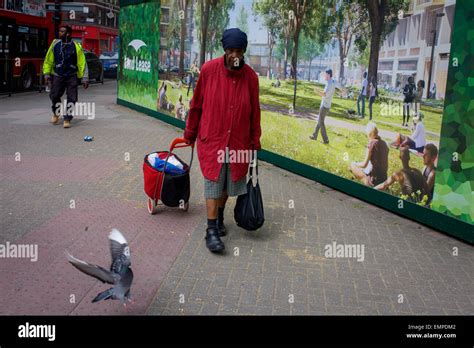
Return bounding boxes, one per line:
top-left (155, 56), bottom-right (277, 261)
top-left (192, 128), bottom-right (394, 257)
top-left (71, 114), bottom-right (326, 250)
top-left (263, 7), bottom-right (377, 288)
top-left (298, 32), bottom-right (323, 81)
top-left (321, 0), bottom-right (368, 83)
top-left (166, 0), bottom-right (181, 74)
top-left (197, 0), bottom-right (215, 67)
top-left (274, 35), bottom-right (293, 77)
top-left (236, 5), bottom-right (249, 33)
top-left (196, 0), bottom-right (234, 62)
top-left (252, 0), bottom-right (282, 79)
top-left (207, 0), bottom-right (234, 59)
top-left (179, 0), bottom-right (190, 78)
top-left (253, 0), bottom-right (294, 80)
top-left (286, 0), bottom-right (328, 108)
top-left (361, 0), bottom-right (408, 83)
top-left (350, 40), bottom-right (370, 71)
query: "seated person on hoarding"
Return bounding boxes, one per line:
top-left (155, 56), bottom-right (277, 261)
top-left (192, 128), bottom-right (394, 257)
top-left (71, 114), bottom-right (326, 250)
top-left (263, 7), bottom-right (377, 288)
top-left (159, 84), bottom-right (168, 110)
top-left (350, 122), bottom-right (389, 187)
top-left (175, 94), bottom-right (186, 120)
top-left (422, 143), bottom-right (438, 204)
top-left (375, 148), bottom-right (430, 204)
top-left (391, 113), bottom-right (426, 154)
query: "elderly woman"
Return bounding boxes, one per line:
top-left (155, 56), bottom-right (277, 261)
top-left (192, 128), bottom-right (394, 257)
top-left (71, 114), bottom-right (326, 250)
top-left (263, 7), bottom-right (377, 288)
top-left (350, 122), bottom-right (389, 187)
top-left (183, 28), bottom-right (262, 253)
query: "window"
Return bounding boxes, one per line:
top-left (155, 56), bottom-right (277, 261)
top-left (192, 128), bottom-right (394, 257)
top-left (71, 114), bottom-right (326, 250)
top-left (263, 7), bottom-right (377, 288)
top-left (398, 59), bottom-right (418, 71)
top-left (15, 26), bottom-right (48, 55)
top-left (379, 61), bottom-right (394, 71)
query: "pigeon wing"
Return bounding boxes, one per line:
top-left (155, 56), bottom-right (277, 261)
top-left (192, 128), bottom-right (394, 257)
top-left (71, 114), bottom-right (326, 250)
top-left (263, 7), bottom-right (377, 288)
top-left (108, 228), bottom-right (130, 262)
top-left (66, 251), bottom-right (118, 284)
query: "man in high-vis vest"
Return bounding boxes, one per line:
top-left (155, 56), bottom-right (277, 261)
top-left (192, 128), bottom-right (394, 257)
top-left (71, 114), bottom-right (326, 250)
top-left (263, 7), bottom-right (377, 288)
top-left (43, 25), bottom-right (89, 128)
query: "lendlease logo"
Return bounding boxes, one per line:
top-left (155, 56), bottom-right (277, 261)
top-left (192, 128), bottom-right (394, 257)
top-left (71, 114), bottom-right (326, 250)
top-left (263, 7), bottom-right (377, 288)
top-left (123, 39), bottom-right (151, 73)
top-left (128, 39), bottom-right (147, 51)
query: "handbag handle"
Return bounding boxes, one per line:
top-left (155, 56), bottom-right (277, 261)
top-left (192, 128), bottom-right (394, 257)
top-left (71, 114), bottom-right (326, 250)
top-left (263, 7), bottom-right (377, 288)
top-left (248, 149), bottom-right (258, 183)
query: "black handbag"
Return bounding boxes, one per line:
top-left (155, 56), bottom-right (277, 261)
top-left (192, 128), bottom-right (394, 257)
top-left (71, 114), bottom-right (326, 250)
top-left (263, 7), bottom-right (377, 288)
top-left (234, 155), bottom-right (264, 231)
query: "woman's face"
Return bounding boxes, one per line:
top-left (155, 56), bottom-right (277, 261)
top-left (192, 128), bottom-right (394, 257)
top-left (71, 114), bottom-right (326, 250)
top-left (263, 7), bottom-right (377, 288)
top-left (225, 48), bottom-right (245, 69)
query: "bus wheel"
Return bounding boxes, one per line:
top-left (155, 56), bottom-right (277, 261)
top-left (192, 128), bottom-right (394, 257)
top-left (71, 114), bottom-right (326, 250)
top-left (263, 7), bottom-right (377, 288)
top-left (21, 67), bottom-right (34, 90)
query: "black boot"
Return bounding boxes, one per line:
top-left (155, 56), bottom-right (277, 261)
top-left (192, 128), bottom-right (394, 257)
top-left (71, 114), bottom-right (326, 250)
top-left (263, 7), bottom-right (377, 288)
top-left (205, 227), bottom-right (225, 252)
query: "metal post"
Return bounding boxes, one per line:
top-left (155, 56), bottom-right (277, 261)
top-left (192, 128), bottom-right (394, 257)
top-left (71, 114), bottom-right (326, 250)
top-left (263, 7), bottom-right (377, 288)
top-left (54, 0), bottom-right (61, 39)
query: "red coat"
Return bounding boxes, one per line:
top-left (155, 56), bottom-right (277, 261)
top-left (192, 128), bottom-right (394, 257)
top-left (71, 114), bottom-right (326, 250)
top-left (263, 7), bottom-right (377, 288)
top-left (184, 55), bottom-right (262, 182)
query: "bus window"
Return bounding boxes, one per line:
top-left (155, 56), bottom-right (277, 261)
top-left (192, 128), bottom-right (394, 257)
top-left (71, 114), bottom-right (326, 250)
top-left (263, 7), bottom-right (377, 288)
top-left (17, 25), bottom-right (46, 54)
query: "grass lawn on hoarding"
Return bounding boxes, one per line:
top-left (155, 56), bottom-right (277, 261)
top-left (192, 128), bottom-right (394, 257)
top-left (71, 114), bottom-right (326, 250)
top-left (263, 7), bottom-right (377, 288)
top-left (258, 77), bottom-right (443, 139)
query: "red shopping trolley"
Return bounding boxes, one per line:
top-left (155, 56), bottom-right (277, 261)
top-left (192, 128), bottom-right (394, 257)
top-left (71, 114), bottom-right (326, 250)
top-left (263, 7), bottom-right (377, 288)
top-left (143, 137), bottom-right (194, 214)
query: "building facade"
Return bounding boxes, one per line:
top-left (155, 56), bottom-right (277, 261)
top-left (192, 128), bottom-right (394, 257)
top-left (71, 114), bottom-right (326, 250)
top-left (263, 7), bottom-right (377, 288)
top-left (378, 0), bottom-right (455, 99)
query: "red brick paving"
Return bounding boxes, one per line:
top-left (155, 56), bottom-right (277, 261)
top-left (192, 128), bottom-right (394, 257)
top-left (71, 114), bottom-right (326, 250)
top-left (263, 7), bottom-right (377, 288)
top-left (0, 200), bottom-right (202, 315)
top-left (0, 155), bottom-right (121, 183)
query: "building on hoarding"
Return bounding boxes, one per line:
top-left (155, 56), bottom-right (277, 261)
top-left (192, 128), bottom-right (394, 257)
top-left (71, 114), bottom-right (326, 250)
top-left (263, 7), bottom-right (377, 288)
top-left (378, 0), bottom-right (455, 99)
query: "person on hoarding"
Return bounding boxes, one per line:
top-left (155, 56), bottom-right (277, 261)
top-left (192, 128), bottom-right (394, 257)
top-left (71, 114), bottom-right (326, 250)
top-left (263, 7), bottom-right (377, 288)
top-left (422, 143), bottom-right (438, 205)
top-left (309, 69), bottom-right (335, 145)
top-left (368, 77), bottom-right (377, 121)
top-left (43, 25), bottom-right (88, 128)
top-left (350, 122), bottom-right (389, 187)
top-left (374, 148), bottom-right (430, 204)
top-left (414, 80), bottom-right (425, 113)
top-left (357, 72), bottom-right (368, 118)
top-left (187, 59), bottom-right (200, 97)
top-left (402, 76), bottom-right (416, 127)
top-left (183, 28), bottom-right (262, 253)
top-left (391, 113), bottom-right (426, 154)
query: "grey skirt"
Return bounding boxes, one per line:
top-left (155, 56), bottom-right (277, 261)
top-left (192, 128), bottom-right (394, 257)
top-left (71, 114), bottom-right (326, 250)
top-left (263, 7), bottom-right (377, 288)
top-left (204, 163), bottom-right (247, 199)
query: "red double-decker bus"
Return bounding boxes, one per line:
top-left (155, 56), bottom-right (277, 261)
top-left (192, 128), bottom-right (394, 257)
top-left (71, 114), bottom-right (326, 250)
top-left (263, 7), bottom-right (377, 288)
top-left (0, 7), bottom-right (55, 93)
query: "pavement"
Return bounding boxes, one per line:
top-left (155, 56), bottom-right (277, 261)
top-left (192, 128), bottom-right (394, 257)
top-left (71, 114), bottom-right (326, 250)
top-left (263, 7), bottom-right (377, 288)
top-left (0, 80), bottom-right (473, 315)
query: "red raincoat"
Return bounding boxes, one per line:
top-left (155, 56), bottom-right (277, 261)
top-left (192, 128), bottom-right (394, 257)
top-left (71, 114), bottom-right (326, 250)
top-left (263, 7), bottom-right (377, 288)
top-left (184, 55), bottom-right (262, 182)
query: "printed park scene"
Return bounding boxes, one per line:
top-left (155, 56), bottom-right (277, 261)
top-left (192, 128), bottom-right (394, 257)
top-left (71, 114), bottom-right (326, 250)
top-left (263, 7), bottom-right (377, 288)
top-left (152, 0), bottom-right (454, 207)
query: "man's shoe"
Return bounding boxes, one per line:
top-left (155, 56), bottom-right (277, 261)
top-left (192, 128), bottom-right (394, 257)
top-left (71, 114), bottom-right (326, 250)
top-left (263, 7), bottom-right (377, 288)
top-left (218, 224), bottom-right (227, 237)
top-left (205, 227), bottom-right (225, 252)
top-left (50, 114), bottom-right (60, 125)
top-left (309, 135), bottom-right (317, 141)
top-left (63, 120), bottom-right (71, 128)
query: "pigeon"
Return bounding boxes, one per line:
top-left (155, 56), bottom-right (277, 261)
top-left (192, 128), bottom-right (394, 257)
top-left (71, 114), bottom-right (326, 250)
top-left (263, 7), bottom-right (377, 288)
top-left (66, 228), bottom-right (134, 305)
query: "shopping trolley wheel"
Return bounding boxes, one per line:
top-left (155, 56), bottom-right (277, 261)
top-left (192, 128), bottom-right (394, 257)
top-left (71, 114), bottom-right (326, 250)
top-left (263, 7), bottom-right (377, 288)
top-left (147, 197), bottom-right (158, 215)
top-left (182, 201), bottom-right (189, 212)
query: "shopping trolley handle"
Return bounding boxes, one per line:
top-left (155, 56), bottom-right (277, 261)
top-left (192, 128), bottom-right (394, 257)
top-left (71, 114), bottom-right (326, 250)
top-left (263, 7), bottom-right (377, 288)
top-left (170, 137), bottom-right (194, 151)
top-left (167, 137), bottom-right (194, 169)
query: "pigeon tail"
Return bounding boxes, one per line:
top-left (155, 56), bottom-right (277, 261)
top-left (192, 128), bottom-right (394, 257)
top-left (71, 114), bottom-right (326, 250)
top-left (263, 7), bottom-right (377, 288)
top-left (92, 288), bottom-right (114, 303)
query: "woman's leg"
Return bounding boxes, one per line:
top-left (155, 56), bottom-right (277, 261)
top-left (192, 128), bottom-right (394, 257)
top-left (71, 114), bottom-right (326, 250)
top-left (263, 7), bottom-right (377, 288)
top-left (350, 162), bottom-right (367, 182)
top-left (403, 103), bottom-right (407, 125)
top-left (369, 97), bottom-right (375, 120)
top-left (406, 103), bottom-right (411, 125)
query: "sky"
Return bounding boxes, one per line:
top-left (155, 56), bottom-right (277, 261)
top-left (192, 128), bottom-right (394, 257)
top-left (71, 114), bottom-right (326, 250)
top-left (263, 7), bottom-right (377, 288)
top-left (228, 0), bottom-right (268, 44)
